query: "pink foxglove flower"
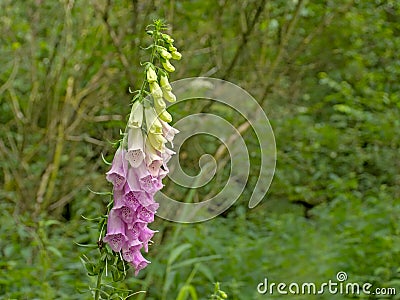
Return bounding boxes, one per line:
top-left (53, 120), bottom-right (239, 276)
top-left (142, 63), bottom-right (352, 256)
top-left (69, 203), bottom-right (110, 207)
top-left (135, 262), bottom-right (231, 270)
top-left (103, 209), bottom-right (128, 252)
top-left (139, 226), bottom-right (158, 252)
top-left (106, 148), bottom-right (128, 190)
top-left (161, 120), bottom-right (179, 147)
top-left (126, 127), bottom-right (145, 168)
top-left (103, 28), bottom-right (182, 275)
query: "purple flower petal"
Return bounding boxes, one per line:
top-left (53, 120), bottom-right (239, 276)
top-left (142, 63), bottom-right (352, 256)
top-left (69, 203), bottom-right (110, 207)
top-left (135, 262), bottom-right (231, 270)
top-left (103, 209), bottom-right (128, 252)
top-left (106, 148), bottom-right (128, 190)
top-left (136, 205), bottom-right (155, 223)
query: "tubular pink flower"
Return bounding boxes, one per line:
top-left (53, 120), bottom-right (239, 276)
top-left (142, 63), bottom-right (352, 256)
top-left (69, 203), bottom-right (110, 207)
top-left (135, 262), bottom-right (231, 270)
top-left (162, 147), bottom-right (176, 165)
top-left (126, 127), bottom-right (145, 168)
top-left (122, 243), bottom-right (143, 263)
top-left (136, 205), bottom-right (156, 223)
top-left (103, 209), bottom-right (128, 252)
top-left (161, 120), bottom-right (179, 147)
top-left (139, 225), bottom-right (158, 252)
top-left (132, 252), bottom-right (150, 276)
top-left (124, 168), bottom-right (150, 210)
top-left (136, 162), bottom-right (163, 193)
top-left (106, 147), bottom-right (128, 190)
top-left (144, 138), bottom-right (163, 177)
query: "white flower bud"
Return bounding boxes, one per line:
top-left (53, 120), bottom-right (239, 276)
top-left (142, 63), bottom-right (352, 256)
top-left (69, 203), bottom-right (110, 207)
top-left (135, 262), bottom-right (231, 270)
top-left (128, 100), bottom-right (143, 128)
top-left (146, 66), bottom-right (157, 83)
top-left (149, 82), bottom-right (163, 99)
top-left (164, 90), bottom-right (176, 102)
top-left (160, 74), bottom-right (172, 91)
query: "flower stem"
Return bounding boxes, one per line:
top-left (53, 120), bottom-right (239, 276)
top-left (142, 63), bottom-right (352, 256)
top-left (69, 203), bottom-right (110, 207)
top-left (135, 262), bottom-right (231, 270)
top-left (94, 267), bottom-right (103, 300)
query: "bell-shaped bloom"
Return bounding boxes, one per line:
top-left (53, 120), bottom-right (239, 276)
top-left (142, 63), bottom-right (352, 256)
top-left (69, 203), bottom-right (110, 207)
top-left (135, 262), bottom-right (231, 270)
top-left (119, 206), bottom-right (136, 225)
top-left (132, 251), bottom-right (151, 276)
top-left (161, 120), bottom-right (179, 147)
top-left (139, 225), bottom-right (158, 252)
top-left (158, 164), bottom-right (170, 180)
top-left (122, 243), bottom-right (142, 263)
top-left (106, 147), bottom-right (128, 191)
top-left (162, 147), bottom-right (176, 165)
top-left (103, 209), bottom-right (128, 252)
top-left (145, 106), bottom-right (163, 134)
top-left (144, 138), bottom-right (163, 177)
top-left (124, 168), bottom-right (152, 210)
top-left (135, 162), bottom-right (163, 193)
top-left (136, 204), bottom-right (159, 224)
top-left (128, 101), bottom-right (143, 128)
top-left (126, 222), bottom-right (146, 241)
top-left (126, 127), bottom-right (145, 168)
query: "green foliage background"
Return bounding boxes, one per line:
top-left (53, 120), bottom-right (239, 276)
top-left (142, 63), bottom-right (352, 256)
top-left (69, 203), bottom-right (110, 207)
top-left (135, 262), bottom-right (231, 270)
top-left (0, 0), bottom-right (399, 299)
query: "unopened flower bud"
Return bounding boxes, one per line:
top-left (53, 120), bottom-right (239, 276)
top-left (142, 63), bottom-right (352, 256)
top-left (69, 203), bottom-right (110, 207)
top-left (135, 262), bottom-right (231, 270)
top-left (153, 96), bottom-right (166, 112)
top-left (148, 132), bottom-right (167, 152)
top-left (159, 110), bottom-right (172, 123)
top-left (145, 107), bottom-right (163, 134)
top-left (168, 45), bottom-right (177, 52)
top-left (163, 90), bottom-right (176, 102)
top-left (160, 74), bottom-right (172, 91)
top-left (128, 100), bottom-right (143, 128)
top-left (162, 60), bottom-right (175, 73)
top-left (149, 82), bottom-right (163, 99)
top-left (171, 51), bottom-right (182, 60)
top-left (157, 46), bottom-right (172, 60)
top-left (146, 66), bottom-right (157, 83)
top-left (162, 33), bottom-right (174, 44)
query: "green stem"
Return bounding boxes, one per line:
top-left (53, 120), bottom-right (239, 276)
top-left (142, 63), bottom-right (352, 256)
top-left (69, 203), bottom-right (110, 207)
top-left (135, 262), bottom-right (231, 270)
top-left (94, 267), bottom-right (103, 300)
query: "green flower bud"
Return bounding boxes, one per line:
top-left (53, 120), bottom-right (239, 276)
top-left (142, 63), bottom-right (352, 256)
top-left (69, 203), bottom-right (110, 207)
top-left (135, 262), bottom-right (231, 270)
top-left (146, 66), bottom-right (157, 83)
top-left (128, 100), bottom-right (143, 128)
top-left (160, 74), bottom-right (172, 91)
top-left (145, 106), bottom-right (163, 134)
top-left (164, 90), bottom-right (176, 102)
top-left (168, 45), bottom-right (177, 52)
top-left (159, 110), bottom-right (172, 123)
top-left (162, 60), bottom-right (175, 73)
top-left (171, 51), bottom-right (182, 60)
top-left (149, 82), bottom-right (163, 99)
top-left (219, 291), bottom-right (228, 299)
top-left (157, 46), bottom-right (172, 60)
top-left (154, 96), bottom-right (166, 112)
top-left (162, 33), bottom-right (174, 44)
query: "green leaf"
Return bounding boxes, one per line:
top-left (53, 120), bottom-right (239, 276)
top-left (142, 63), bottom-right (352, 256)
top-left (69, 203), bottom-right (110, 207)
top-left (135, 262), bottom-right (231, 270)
top-left (176, 284), bottom-right (198, 300)
top-left (168, 243), bottom-right (192, 266)
top-left (171, 255), bottom-right (221, 270)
